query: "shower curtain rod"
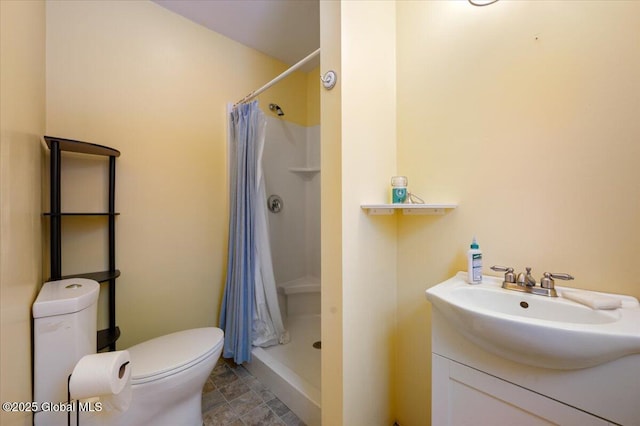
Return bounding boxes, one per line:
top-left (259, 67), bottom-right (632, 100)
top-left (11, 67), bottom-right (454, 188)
top-left (234, 48), bottom-right (320, 106)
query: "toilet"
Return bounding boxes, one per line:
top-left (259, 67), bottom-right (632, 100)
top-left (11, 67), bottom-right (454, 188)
top-left (32, 278), bottom-right (224, 426)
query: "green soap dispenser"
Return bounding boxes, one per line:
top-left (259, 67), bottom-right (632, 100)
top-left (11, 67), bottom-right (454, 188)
top-left (467, 236), bottom-right (483, 284)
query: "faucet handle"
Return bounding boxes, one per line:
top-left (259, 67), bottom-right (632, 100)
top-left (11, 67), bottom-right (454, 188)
top-left (540, 272), bottom-right (574, 289)
top-left (549, 272), bottom-right (574, 281)
top-left (491, 265), bottom-right (516, 283)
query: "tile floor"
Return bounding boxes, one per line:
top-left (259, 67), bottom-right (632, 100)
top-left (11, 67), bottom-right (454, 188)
top-left (202, 358), bottom-right (306, 426)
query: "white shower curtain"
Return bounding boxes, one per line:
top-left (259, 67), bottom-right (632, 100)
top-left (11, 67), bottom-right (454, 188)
top-left (220, 101), bottom-right (287, 364)
top-left (253, 139), bottom-right (289, 347)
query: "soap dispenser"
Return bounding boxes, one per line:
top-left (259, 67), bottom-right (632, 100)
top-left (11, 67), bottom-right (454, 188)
top-left (467, 236), bottom-right (483, 284)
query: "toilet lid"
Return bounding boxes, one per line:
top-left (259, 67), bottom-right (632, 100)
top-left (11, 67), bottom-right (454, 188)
top-left (128, 327), bottom-right (223, 384)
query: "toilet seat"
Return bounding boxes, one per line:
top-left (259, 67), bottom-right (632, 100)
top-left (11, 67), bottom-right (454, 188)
top-left (128, 327), bottom-right (224, 385)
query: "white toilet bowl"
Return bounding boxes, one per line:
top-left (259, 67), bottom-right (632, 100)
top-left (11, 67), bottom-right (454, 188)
top-left (33, 279), bottom-right (224, 426)
top-left (107, 327), bottom-right (224, 425)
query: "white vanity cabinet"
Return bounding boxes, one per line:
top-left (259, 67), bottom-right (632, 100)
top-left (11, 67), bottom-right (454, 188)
top-left (432, 354), bottom-right (611, 425)
top-left (430, 309), bottom-right (638, 426)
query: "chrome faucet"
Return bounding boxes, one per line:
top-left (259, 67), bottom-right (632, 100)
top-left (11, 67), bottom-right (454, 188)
top-left (491, 265), bottom-right (574, 297)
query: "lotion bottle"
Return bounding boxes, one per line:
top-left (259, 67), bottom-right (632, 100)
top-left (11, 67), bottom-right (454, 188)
top-left (467, 236), bottom-right (482, 284)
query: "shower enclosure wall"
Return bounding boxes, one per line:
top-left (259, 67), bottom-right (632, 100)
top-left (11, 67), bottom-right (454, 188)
top-left (244, 115), bottom-right (321, 425)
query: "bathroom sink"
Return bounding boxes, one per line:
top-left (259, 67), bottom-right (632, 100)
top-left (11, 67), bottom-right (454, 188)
top-left (426, 272), bottom-right (640, 370)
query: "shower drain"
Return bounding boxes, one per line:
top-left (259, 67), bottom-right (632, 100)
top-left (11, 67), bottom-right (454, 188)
top-left (312, 341), bottom-right (321, 349)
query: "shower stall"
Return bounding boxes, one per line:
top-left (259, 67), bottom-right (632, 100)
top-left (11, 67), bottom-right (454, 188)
top-left (244, 112), bottom-right (321, 425)
top-left (223, 47), bottom-right (322, 424)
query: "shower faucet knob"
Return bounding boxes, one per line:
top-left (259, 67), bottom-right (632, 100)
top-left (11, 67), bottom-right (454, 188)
top-left (267, 195), bottom-right (283, 213)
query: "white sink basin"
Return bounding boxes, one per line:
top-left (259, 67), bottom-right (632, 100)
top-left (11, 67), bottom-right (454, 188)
top-left (426, 272), bottom-right (640, 369)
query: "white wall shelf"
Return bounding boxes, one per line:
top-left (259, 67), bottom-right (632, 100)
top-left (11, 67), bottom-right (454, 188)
top-left (361, 203), bottom-right (457, 215)
top-left (289, 167), bottom-right (320, 173)
top-left (289, 167), bottom-right (320, 179)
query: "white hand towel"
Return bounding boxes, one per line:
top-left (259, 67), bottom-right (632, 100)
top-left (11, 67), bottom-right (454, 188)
top-left (561, 290), bottom-right (622, 310)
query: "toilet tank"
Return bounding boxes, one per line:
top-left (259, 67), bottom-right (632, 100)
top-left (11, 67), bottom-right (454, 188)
top-left (32, 278), bottom-right (100, 409)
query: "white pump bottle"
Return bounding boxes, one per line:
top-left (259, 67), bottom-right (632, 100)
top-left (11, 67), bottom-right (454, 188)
top-left (467, 236), bottom-right (483, 284)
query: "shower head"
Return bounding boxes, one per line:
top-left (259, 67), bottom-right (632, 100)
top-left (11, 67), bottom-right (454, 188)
top-left (269, 103), bottom-right (285, 117)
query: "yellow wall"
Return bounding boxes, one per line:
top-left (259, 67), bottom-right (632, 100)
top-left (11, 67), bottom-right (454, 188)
top-left (45, 0), bottom-right (311, 348)
top-left (320, 1), bottom-right (343, 423)
top-left (0, 1), bottom-right (45, 425)
top-left (327, 1), bottom-right (398, 424)
top-left (395, 1), bottom-right (640, 424)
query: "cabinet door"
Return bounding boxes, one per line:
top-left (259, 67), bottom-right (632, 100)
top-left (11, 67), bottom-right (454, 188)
top-left (432, 354), bottom-right (610, 426)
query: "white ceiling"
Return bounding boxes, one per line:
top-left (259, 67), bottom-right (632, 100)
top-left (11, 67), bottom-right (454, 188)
top-left (153, 0), bottom-right (320, 71)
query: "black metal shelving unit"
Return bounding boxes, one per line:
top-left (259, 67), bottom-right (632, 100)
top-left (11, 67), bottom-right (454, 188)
top-left (44, 136), bottom-right (121, 351)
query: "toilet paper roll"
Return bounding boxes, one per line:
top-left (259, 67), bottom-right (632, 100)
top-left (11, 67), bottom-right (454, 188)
top-left (101, 377), bottom-right (131, 412)
top-left (70, 351), bottom-right (131, 411)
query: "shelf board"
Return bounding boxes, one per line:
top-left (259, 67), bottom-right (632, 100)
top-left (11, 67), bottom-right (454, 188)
top-left (97, 327), bottom-right (121, 351)
top-left (44, 136), bottom-right (120, 157)
top-left (58, 270), bottom-right (121, 283)
top-left (289, 167), bottom-right (320, 172)
top-left (289, 167), bottom-right (320, 179)
top-left (44, 212), bottom-right (120, 216)
top-left (361, 203), bottom-right (457, 215)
